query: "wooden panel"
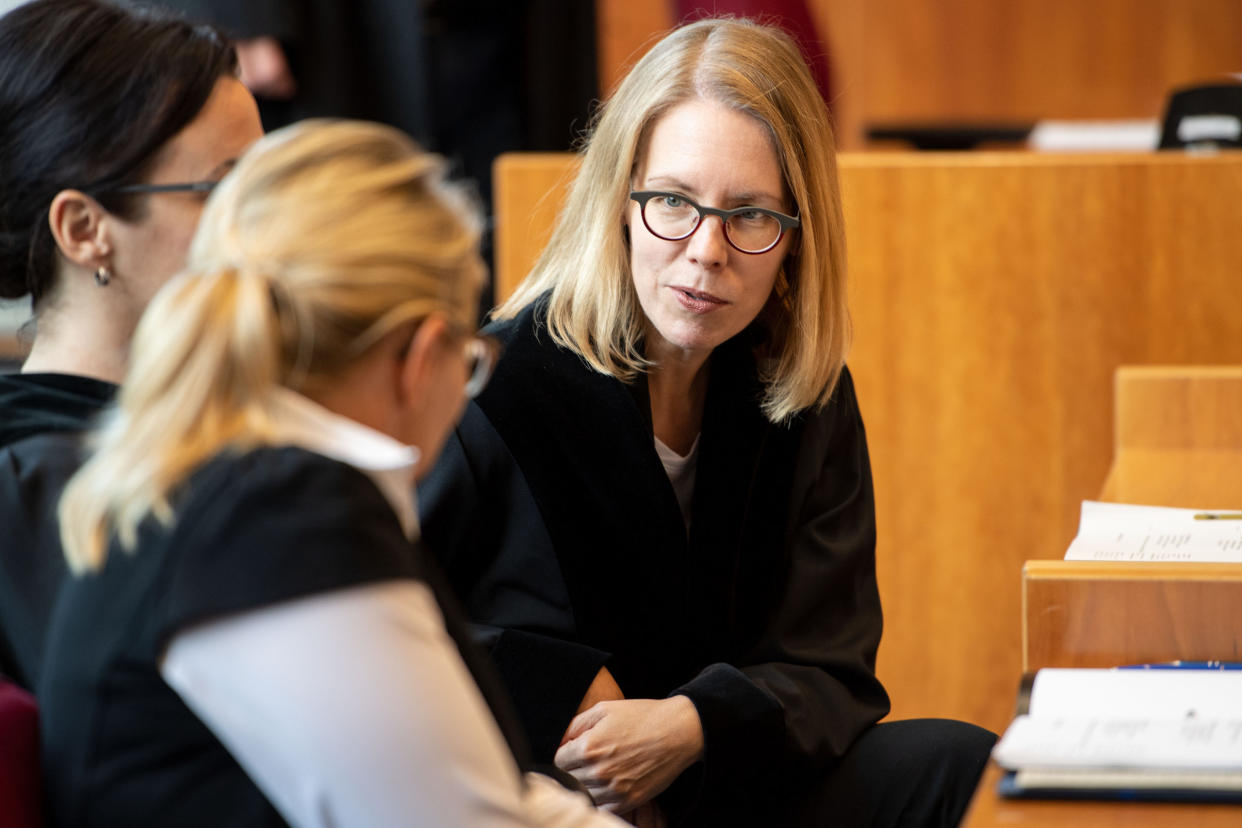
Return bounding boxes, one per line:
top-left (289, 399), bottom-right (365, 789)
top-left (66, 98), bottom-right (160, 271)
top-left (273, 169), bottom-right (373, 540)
top-left (815, 0), bottom-right (1242, 147)
top-left (597, 1), bottom-right (1242, 149)
top-left (1100, 366), bottom-right (1242, 507)
top-left (596, 0), bottom-right (672, 96)
top-left (1103, 449), bottom-right (1242, 508)
top-left (844, 150), bottom-right (1242, 734)
top-left (492, 153), bottom-right (579, 306)
top-left (1023, 560), bottom-right (1242, 672)
top-left (1116, 367), bottom-right (1242, 451)
top-left (850, 0), bottom-right (1242, 121)
top-left (962, 763), bottom-right (1242, 827)
top-left (492, 150), bottom-right (1242, 736)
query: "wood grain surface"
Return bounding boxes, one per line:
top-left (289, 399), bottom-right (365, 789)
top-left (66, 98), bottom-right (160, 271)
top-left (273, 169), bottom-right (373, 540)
top-left (841, 150), bottom-right (1242, 733)
top-left (1100, 366), bottom-right (1242, 507)
top-left (962, 763), bottom-right (1242, 827)
top-left (596, 0), bottom-right (1242, 149)
top-left (1024, 561), bottom-right (1242, 672)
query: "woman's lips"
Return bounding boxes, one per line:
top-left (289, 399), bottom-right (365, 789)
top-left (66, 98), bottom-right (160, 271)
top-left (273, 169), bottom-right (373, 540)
top-left (671, 286), bottom-right (727, 314)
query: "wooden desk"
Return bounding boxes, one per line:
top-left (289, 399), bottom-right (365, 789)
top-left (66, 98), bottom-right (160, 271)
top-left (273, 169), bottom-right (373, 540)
top-left (990, 560), bottom-right (1242, 825)
top-left (1023, 561), bottom-right (1242, 672)
top-left (962, 764), bottom-right (1242, 827)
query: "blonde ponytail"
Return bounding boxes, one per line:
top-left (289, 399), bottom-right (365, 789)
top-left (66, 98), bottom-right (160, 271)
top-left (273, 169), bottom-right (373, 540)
top-left (60, 119), bottom-right (485, 572)
top-left (60, 266), bottom-right (281, 572)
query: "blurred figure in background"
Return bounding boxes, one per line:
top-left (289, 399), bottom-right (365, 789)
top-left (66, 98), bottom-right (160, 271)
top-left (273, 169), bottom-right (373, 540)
top-left (150, 0), bottom-right (600, 310)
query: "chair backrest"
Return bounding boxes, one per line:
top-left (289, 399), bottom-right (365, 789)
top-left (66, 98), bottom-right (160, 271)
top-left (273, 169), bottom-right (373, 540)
top-left (0, 678), bottom-right (42, 828)
top-left (1158, 82), bottom-right (1242, 149)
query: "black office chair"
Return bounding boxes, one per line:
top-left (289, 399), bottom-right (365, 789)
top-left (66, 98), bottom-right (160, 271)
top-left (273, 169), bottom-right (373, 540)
top-left (1158, 81), bottom-right (1242, 149)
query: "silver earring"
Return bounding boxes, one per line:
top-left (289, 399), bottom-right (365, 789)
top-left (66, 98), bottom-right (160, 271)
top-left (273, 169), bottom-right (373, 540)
top-left (95, 266), bottom-right (111, 287)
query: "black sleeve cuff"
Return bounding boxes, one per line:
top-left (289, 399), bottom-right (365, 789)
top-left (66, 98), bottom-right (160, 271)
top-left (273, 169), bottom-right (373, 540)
top-left (674, 662), bottom-right (784, 798)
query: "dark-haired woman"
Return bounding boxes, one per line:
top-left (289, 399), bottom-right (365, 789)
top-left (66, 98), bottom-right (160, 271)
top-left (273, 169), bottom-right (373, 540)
top-left (0, 0), bottom-right (262, 689)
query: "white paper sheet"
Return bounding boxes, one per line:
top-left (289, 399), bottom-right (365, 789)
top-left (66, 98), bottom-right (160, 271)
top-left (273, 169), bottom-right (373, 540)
top-left (1029, 669), bottom-right (1242, 719)
top-left (1064, 500), bottom-right (1242, 562)
top-left (995, 716), bottom-right (1242, 771)
top-left (994, 670), bottom-right (1242, 772)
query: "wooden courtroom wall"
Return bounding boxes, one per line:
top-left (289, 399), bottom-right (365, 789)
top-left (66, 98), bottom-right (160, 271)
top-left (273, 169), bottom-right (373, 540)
top-left (843, 151), bottom-right (1242, 732)
top-left (493, 150), bottom-right (1242, 735)
top-left (597, 0), bottom-right (1242, 149)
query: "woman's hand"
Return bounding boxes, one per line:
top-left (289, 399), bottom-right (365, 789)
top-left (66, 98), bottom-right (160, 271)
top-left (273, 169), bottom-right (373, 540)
top-left (554, 695), bottom-right (704, 815)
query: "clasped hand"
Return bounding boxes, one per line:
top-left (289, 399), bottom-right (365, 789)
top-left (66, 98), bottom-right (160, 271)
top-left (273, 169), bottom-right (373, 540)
top-left (554, 695), bottom-right (704, 816)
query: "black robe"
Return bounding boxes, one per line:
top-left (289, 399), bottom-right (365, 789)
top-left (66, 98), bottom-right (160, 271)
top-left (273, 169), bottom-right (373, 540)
top-left (420, 299), bottom-right (890, 819)
top-left (0, 372), bottom-right (115, 689)
top-left (40, 446), bottom-right (534, 826)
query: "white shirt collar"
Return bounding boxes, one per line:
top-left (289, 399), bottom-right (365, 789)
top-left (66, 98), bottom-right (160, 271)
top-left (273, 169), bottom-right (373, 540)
top-left (267, 387), bottom-right (421, 540)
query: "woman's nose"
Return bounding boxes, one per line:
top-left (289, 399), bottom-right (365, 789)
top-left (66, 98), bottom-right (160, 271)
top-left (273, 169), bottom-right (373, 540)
top-left (685, 215), bottom-right (728, 268)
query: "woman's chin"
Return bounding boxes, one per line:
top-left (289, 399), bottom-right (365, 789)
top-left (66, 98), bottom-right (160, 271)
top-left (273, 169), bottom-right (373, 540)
top-left (647, 319), bottom-right (737, 360)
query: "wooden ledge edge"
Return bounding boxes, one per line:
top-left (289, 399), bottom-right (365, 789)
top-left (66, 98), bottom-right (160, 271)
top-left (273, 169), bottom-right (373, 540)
top-left (1023, 559), bottom-right (1242, 582)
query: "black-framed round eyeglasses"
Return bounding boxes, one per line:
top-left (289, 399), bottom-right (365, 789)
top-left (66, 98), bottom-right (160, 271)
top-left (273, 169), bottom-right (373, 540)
top-left (630, 190), bottom-right (800, 255)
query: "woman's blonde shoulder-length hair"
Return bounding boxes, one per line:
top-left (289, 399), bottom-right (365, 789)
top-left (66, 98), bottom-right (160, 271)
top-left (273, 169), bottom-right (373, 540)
top-left (498, 16), bottom-right (849, 424)
top-left (60, 119), bottom-right (485, 574)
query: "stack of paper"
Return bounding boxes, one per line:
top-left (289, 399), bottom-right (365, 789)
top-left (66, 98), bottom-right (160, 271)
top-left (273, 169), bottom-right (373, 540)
top-left (993, 668), bottom-right (1242, 801)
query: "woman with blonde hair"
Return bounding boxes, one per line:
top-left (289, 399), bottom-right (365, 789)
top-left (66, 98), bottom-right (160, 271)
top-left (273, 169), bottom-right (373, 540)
top-left (421, 17), bottom-right (995, 826)
top-left (39, 119), bottom-right (625, 828)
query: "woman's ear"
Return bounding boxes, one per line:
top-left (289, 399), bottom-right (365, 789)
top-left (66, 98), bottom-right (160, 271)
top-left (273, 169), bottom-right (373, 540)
top-left (48, 189), bottom-right (112, 270)
top-left (394, 314), bottom-right (451, 405)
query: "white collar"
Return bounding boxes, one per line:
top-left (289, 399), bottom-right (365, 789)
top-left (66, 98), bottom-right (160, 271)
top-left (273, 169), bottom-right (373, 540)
top-left (653, 432), bottom-right (701, 466)
top-left (267, 387), bottom-right (421, 540)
